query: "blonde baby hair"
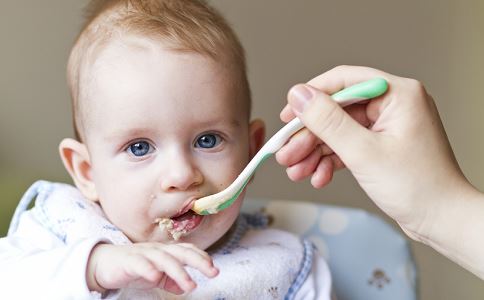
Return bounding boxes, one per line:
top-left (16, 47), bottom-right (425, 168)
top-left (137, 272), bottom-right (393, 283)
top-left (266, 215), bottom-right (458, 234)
top-left (67, 0), bottom-right (251, 141)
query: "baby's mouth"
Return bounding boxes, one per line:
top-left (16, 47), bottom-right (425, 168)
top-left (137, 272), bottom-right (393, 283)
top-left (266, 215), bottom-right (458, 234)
top-left (172, 210), bottom-right (203, 231)
top-left (156, 202), bottom-right (204, 240)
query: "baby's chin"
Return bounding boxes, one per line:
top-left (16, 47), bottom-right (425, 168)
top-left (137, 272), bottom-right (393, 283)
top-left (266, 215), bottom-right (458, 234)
top-left (123, 224), bottom-right (173, 244)
top-left (175, 212), bottom-right (238, 251)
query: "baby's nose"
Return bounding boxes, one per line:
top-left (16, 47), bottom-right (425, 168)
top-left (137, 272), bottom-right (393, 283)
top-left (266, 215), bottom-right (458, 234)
top-left (160, 153), bottom-right (203, 192)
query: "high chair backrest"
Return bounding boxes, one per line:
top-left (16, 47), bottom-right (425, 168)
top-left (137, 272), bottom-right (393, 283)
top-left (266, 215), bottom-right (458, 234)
top-left (242, 198), bottom-right (418, 300)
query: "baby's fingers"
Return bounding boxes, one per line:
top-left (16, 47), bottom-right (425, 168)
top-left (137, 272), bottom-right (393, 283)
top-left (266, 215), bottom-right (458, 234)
top-left (162, 277), bottom-right (184, 295)
top-left (125, 255), bottom-right (184, 294)
top-left (145, 251), bottom-right (196, 292)
top-left (122, 255), bottom-right (164, 289)
top-left (161, 244), bottom-right (219, 278)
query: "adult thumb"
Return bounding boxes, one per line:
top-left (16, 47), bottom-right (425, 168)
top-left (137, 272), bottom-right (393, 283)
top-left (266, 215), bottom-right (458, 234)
top-left (288, 84), bottom-right (373, 163)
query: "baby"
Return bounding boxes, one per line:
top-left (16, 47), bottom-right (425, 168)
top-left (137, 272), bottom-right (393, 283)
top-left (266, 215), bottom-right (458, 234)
top-left (0, 0), bottom-right (332, 299)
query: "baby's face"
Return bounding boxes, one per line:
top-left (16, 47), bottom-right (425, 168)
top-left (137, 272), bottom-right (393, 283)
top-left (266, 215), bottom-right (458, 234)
top-left (81, 38), bottom-right (259, 249)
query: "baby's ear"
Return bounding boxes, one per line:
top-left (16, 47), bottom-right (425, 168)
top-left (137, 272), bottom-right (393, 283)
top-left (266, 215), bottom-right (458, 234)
top-left (59, 138), bottom-right (98, 201)
top-left (248, 119), bottom-right (265, 159)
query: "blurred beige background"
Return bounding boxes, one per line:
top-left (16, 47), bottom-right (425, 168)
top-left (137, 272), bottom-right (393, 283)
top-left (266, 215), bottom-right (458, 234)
top-left (1, 0), bottom-right (483, 299)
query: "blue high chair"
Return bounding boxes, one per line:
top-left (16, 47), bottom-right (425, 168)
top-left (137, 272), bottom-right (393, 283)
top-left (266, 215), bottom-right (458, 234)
top-left (242, 198), bottom-right (418, 300)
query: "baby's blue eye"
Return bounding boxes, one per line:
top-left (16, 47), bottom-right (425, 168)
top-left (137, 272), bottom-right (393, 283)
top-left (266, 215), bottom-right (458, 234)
top-left (127, 141), bottom-right (153, 157)
top-left (195, 134), bottom-right (221, 149)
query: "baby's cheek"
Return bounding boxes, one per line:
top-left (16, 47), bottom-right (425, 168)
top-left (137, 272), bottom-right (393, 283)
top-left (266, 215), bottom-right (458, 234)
top-left (211, 208), bottom-right (238, 234)
top-left (229, 155), bottom-right (249, 178)
top-left (102, 198), bottom-right (149, 239)
top-left (207, 166), bottom-right (239, 190)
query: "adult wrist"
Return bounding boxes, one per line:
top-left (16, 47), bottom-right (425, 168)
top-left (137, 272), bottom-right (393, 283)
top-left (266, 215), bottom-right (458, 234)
top-left (412, 181), bottom-right (484, 278)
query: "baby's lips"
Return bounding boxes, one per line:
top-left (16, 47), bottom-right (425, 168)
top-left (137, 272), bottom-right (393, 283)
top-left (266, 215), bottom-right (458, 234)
top-left (173, 197), bottom-right (198, 218)
top-left (154, 196), bottom-right (199, 221)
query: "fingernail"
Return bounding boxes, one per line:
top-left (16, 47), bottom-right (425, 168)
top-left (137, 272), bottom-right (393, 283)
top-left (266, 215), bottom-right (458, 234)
top-left (289, 85), bottom-right (313, 114)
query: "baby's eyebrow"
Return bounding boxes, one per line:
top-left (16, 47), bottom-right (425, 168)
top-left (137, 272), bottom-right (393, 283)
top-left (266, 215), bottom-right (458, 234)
top-left (104, 128), bottom-right (158, 142)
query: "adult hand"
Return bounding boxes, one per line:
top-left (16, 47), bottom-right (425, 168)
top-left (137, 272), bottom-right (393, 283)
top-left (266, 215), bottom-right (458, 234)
top-left (276, 66), bottom-right (484, 278)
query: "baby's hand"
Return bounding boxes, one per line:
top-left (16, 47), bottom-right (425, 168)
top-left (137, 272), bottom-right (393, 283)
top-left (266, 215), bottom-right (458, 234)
top-left (86, 242), bottom-right (219, 295)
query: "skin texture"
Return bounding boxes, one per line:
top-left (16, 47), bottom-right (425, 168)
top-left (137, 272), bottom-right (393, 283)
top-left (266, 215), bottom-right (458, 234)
top-left (59, 36), bottom-right (265, 294)
top-left (277, 65), bottom-right (484, 279)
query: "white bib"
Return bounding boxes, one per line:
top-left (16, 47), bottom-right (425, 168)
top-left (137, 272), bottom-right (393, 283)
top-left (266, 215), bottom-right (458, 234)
top-left (11, 181), bottom-right (314, 300)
